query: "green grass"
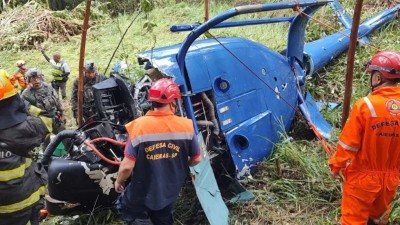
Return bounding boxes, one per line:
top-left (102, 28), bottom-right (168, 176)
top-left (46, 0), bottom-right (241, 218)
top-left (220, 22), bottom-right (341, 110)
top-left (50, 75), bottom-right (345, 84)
top-left (1, 0), bottom-right (400, 224)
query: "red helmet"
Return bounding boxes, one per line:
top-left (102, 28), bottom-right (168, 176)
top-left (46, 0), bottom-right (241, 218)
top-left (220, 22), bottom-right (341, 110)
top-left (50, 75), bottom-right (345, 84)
top-left (367, 51), bottom-right (400, 79)
top-left (148, 78), bottom-right (181, 104)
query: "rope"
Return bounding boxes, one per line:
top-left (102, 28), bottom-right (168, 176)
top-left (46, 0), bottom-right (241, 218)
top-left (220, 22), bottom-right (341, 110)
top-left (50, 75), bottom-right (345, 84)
top-left (207, 32), bottom-right (298, 111)
top-left (207, 32), bottom-right (336, 156)
top-left (292, 5), bottom-right (380, 51)
top-left (288, 3), bottom-right (388, 156)
top-left (290, 64), bottom-right (336, 156)
top-left (309, 123), bottom-right (335, 156)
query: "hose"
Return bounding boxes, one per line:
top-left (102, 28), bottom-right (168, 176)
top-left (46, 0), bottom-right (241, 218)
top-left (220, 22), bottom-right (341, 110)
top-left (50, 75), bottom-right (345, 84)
top-left (43, 132), bottom-right (126, 166)
top-left (197, 120), bottom-right (214, 127)
top-left (83, 141), bottom-right (121, 165)
top-left (83, 137), bottom-right (126, 165)
top-left (201, 93), bottom-right (220, 135)
top-left (91, 137), bottom-right (126, 147)
top-left (42, 130), bottom-right (79, 167)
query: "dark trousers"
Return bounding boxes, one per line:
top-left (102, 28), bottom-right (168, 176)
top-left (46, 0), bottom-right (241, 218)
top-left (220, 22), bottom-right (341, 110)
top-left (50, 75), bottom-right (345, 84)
top-left (117, 202), bottom-right (175, 225)
top-left (0, 199), bottom-right (43, 225)
top-left (51, 80), bottom-right (67, 99)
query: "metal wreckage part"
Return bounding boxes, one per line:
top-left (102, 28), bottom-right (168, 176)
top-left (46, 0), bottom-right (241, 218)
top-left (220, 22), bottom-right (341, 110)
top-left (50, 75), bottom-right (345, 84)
top-left (42, 1), bottom-right (400, 224)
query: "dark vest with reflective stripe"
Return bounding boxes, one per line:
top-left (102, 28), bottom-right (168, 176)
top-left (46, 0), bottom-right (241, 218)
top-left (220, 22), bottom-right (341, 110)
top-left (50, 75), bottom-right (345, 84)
top-left (126, 136), bottom-right (191, 210)
top-left (0, 153), bottom-right (45, 214)
top-left (122, 112), bottom-right (194, 210)
top-left (0, 117), bottom-right (48, 214)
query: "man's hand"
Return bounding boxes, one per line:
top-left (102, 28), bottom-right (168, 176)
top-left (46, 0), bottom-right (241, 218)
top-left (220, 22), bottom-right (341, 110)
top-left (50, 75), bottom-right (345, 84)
top-left (34, 43), bottom-right (45, 52)
top-left (331, 171), bottom-right (341, 179)
top-left (330, 170), bottom-right (344, 182)
top-left (58, 114), bottom-right (65, 123)
top-left (114, 180), bottom-right (125, 193)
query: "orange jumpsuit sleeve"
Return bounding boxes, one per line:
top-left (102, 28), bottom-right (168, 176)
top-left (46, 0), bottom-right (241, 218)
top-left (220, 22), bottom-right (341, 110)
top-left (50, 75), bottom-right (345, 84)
top-left (329, 100), bottom-right (365, 173)
top-left (9, 72), bottom-right (26, 88)
top-left (9, 74), bottom-right (17, 85)
top-left (17, 73), bottom-right (27, 88)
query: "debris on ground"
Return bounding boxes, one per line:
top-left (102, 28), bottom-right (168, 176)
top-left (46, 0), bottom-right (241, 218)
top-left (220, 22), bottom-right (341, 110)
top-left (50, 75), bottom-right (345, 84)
top-left (0, 1), bottom-right (108, 51)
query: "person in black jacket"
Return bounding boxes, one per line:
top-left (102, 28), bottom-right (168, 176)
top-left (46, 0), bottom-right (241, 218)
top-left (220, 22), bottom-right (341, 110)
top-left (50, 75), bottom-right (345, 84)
top-left (115, 78), bottom-right (202, 225)
top-left (71, 60), bottom-right (106, 123)
top-left (0, 73), bottom-right (52, 225)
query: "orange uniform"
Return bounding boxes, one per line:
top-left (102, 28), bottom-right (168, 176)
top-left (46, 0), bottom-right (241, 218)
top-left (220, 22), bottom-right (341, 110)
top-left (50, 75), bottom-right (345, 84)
top-left (9, 69), bottom-right (27, 89)
top-left (330, 86), bottom-right (400, 225)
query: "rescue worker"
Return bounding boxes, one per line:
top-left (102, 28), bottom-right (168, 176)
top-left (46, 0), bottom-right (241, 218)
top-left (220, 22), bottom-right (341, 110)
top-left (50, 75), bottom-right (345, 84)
top-left (21, 68), bottom-right (64, 133)
top-left (0, 72), bottom-right (53, 225)
top-left (40, 49), bottom-right (70, 99)
top-left (115, 78), bottom-right (202, 225)
top-left (71, 60), bottom-right (106, 123)
top-left (329, 51), bottom-right (400, 225)
top-left (9, 60), bottom-right (28, 90)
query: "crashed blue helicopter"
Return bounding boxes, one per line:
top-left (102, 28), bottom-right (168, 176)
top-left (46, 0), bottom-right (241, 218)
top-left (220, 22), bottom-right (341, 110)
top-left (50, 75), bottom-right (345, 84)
top-left (42, 0), bottom-right (399, 224)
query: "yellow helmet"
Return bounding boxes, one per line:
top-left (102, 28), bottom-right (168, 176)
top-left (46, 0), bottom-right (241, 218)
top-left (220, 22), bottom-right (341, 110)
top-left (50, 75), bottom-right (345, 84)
top-left (0, 70), bottom-right (17, 100)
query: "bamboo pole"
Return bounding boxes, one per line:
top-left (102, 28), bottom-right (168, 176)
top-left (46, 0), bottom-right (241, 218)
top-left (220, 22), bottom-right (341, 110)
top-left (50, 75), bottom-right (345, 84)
top-left (77, 0), bottom-right (91, 126)
top-left (341, 0), bottom-right (363, 128)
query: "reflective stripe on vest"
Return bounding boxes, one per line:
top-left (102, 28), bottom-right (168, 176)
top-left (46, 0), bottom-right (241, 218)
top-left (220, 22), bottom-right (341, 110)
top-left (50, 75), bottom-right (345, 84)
top-left (363, 97), bottom-right (377, 117)
top-left (40, 116), bottom-right (53, 133)
top-left (28, 105), bottom-right (42, 117)
top-left (0, 186), bottom-right (45, 213)
top-left (0, 159), bottom-right (32, 182)
top-left (51, 62), bottom-right (63, 80)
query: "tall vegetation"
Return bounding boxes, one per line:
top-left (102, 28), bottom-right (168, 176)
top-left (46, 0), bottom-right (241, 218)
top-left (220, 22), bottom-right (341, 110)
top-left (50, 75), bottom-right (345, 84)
top-left (1, 0), bottom-right (399, 224)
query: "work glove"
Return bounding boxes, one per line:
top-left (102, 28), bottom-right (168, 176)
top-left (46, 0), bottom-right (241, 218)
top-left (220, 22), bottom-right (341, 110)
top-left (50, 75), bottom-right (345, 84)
top-left (329, 165), bottom-right (344, 181)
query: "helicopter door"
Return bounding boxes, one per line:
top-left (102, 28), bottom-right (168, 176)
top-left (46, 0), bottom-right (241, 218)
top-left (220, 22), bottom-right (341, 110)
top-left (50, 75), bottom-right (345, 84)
top-left (191, 134), bottom-right (229, 225)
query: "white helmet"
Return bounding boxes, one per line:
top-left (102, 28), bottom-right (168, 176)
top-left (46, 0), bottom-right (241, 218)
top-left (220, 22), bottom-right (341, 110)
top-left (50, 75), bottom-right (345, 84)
top-left (16, 60), bottom-right (26, 68)
top-left (84, 60), bottom-right (98, 71)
